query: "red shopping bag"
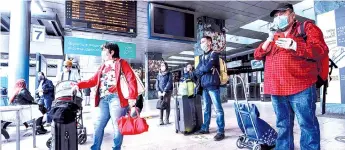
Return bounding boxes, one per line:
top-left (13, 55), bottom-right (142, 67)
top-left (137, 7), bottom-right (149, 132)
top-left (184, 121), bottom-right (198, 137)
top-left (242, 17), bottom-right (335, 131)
top-left (118, 108), bottom-right (149, 135)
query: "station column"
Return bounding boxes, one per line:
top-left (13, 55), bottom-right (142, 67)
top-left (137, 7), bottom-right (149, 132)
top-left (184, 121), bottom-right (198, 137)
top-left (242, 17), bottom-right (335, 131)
top-left (8, 0), bottom-right (31, 96)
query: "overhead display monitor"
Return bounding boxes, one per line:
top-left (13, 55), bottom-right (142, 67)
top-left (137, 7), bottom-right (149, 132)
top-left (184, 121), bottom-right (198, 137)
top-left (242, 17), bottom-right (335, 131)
top-left (148, 3), bottom-right (196, 42)
top-left (65, 0), bottom-right (137, 37)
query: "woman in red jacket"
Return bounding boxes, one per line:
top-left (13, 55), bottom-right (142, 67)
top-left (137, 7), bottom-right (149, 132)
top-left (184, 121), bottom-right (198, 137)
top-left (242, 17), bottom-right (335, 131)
top-left (72, 42), bottom-right (138, 150)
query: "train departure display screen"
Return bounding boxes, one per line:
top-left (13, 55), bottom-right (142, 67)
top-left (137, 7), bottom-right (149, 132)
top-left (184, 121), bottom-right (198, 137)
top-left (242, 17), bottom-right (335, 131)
top-left (65, 0), bottom-right (137, 37)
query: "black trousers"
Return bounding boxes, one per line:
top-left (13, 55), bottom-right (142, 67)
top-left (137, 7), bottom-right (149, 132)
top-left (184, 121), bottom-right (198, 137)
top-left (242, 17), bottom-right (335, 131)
top-left (160, 92), bottom-right (172, 121)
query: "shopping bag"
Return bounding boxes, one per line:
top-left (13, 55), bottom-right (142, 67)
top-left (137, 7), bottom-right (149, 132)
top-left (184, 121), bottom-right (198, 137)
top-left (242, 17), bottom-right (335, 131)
top-left (186, 80), bottom-right (195, 97)
top-left (178, 81), bottom-right (188, 96)
top-left (118, 109), bottom-right (149, 135)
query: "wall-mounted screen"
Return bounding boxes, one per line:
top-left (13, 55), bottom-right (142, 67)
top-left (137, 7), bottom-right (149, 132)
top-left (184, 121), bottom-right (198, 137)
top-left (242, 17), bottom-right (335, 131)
top-left (148, 3), bottom-right (196, 42)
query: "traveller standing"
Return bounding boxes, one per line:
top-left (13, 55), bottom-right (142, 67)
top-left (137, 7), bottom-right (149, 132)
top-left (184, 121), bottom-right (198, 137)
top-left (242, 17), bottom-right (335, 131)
top-left (36, 72), bottom-right (54, 126)
top-left (155, 62), bottom-right (173, 125)
top-left (72, 42), bottom-right (138, 150)
top-left (194, 36), bottom-right (225, 141)
top-left (254, 3), bottom-right (328, 150)
top-left (83, 88), bottom-right (91, 106)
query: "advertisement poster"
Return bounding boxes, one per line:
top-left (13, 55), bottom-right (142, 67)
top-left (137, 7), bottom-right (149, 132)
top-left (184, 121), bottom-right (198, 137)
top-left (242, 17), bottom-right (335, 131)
top-left (317, 6), bottom-right (345, 104)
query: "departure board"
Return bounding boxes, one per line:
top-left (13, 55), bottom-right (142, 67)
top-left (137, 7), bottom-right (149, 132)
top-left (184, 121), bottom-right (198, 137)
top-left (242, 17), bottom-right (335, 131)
top-left (65, 0), bottom-right (137, 37)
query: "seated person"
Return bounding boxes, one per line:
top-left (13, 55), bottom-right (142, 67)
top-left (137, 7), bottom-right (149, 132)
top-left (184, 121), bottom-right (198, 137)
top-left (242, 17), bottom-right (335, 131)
top-left (2, 79), bottom-right (48, 134)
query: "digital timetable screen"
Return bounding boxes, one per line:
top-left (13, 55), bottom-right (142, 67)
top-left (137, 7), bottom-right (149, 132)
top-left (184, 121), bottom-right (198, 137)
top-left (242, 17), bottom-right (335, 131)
top-left (65, 0), bottom-right (137, 37)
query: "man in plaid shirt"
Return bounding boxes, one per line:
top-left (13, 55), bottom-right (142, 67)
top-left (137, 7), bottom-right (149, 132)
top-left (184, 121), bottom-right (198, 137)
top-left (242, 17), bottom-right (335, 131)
top-left (254, 3), bottom-right (328, 150)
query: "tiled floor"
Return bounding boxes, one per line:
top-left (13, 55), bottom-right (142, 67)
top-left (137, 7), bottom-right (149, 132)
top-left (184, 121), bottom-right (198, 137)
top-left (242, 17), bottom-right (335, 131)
top-left (2, 100), bottom-right (345, 150)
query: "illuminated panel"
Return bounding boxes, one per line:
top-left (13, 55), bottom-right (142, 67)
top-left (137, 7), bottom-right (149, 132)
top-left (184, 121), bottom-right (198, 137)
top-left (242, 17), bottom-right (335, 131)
top-left (65, 0), bottom-right (137, 37)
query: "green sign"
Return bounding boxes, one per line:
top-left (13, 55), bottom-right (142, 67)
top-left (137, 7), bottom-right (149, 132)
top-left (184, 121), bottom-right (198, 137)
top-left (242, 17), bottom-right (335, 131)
top-left (64, 36), bottom-right (136, 59)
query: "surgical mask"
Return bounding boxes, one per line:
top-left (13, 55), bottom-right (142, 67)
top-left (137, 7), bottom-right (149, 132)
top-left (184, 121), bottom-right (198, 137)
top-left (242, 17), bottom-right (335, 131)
top-left (201, 43), bottom-right (209, 52)
top-left (101, 51), bottom-right (108, 61)
top-left (160, 66), bottom-right (166, 72)
top-left (273, 15), bottom-right (289, 30)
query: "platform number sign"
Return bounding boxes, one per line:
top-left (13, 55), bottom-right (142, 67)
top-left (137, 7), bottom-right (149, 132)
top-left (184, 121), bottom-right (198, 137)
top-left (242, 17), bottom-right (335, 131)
top-left (31, 24), bottom-right (46, 42)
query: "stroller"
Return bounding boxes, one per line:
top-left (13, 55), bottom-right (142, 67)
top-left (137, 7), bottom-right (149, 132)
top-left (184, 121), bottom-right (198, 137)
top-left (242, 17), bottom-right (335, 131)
top-left (233, 75), bottom-right (277, 150)
top-left (46, 81), bottom-right (87, 148)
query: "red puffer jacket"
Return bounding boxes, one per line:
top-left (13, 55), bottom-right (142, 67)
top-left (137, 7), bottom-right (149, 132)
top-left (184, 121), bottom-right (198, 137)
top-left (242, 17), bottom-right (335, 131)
top-left (77, 59), bottom-right (138, 107)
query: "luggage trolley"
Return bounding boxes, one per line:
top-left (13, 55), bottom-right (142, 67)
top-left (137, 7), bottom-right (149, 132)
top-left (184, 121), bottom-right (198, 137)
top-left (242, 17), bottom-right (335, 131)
top-left (46, 81), bottom-right (87, 148)
top-left (233, 75), bottom-right (277, 150)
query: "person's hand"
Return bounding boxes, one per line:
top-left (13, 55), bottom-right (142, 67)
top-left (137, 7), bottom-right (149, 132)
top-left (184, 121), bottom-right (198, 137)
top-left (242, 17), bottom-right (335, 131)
top-left (71, 85), bottom-right (79, 94)
top-left (266, 23), bottom-right (277, 42)
top-left (39, 91), bottom-right (43, 97)
top-left (276, 38), bottom-right (297, 51)
top-left (128, 99), bottom-right (136, 107)
top-left (162, 92), bottom-right (166, 97)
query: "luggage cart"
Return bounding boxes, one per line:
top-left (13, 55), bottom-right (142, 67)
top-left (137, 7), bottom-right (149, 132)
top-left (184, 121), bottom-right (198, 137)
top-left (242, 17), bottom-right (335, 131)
top-left (233, 75), bottom-right (277, 150)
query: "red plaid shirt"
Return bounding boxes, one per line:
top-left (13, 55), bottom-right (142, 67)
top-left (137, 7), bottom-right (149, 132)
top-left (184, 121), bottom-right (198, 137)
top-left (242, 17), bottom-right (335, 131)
top-left (254, 21), bottom-right (329, 96)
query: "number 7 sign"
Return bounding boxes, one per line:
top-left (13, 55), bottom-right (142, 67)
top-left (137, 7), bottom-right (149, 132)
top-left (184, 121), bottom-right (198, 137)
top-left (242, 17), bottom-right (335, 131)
top-left (31, 24), bottom-right (46, 42)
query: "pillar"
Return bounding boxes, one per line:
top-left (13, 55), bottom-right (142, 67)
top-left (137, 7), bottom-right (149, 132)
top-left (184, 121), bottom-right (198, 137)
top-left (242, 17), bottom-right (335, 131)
top-left (144, 52), bottom-right (149, 101)
top-left (8, 0), bottom-right (31, 97)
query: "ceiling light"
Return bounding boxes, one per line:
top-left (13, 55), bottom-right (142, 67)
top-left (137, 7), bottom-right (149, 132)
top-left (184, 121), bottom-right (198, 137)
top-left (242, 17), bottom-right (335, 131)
top-left (293, 0), bottom-right (315, 20)
top-left (226, 34), bottom-right (261, 45)
top-left (169, 56), bottom-right (194, 61)
top-left (179, 51), bottom-right (194, 56)
top-left (164, 60), bottom-right (188, 64)
top-left (226, 47), bottom-right (236, 51)
top-left (240, 19), bottom-right (270, 33)
top-left (168, 64), bottom-right (179, 67)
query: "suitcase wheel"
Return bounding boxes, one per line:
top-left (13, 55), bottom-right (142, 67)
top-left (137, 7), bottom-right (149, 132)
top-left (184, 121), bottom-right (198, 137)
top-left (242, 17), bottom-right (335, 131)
top-left (252, 143), bottom-right (261, 150)
top-left (78, 133), bottom-right (87, 144)
top-left (236, 136), bottom-right (245, 149)
top-left (46, 137), bottom-right (52, 148)
top-left (175, 129), bottom-right (178, 134)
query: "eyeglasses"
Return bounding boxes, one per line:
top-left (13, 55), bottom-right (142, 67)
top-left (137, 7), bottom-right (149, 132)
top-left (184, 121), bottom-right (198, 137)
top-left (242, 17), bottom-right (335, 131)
top-left (64, 66), bottom-right (72, 68)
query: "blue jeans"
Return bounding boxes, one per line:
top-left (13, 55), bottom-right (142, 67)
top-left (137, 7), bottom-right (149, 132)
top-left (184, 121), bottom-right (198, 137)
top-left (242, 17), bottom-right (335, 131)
top-left (271, 85), bottom-right (320, 150)
top-left (201, 89), bottom-right (225, 134)
top-left (44, 98), bottom-right (53, 123)
top-left (91, 94), bottom-right (128, 150)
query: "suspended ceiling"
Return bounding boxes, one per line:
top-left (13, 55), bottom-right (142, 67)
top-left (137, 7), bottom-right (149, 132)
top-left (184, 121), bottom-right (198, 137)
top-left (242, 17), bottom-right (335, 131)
top-left (1, 0), bottom-right (316, 66)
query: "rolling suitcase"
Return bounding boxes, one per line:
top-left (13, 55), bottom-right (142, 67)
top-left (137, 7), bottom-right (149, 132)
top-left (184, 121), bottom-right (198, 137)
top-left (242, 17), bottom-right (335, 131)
top-left (175, 95), bottom-right (203, 135)
top-left (51, 121), bottom-right (78, 150)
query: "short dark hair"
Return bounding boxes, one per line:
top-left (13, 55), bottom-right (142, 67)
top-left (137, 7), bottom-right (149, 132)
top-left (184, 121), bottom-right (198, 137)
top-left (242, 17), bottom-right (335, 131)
top-left (202, 36), bottom-right (212, 43)
top-left (38, 72), bottom-right (45, 77)
top-left (102, 42), bottom-right (120, 58)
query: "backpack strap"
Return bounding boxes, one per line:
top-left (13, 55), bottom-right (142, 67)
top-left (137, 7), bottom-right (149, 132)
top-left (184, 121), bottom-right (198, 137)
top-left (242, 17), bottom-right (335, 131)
top-left (297, 21), bottom-right (313, 42)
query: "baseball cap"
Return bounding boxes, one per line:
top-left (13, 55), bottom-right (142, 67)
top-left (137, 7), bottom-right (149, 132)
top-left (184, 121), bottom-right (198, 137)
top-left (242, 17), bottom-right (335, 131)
top-left (270, 3), bottom-right (294, 17)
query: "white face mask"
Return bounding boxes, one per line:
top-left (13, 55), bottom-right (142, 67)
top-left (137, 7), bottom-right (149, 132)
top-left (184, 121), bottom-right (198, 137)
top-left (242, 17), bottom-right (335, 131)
top-left (273, 14), bottom-right (290, 31)
top-left (101, 51), bottom-right (108, 61)
top-left (201, 43), bottom-right (209, 52)
top-left (160, 66), bottom-right (166, 72)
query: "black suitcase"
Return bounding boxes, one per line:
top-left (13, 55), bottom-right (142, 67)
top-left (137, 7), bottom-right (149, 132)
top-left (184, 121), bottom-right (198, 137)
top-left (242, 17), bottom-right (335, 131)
top-left (51, 121), bottom-right (78, 150)
top-left (175, 95), bottom-right (203, 135)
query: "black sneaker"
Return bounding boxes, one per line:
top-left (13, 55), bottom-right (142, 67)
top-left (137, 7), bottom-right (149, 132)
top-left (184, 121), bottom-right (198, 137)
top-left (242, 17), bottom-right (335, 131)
top-left (214, 133), bottom-right (225, 141)
top-left (159, 120), bottom-right (164, 125)
top-left (194, 130), bottom-right (210, 135)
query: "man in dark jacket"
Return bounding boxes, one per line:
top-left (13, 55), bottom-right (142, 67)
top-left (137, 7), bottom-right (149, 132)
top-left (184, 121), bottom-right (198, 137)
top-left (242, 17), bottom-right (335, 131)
top-left (194, 36), bottom-right (225, 141)
top-left (36, 72), bottom-right (54, 125)
top-left (155, 62), bottom-right (173, 125)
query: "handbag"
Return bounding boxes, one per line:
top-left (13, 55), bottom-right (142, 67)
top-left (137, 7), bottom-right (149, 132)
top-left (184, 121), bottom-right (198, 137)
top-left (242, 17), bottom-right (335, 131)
top-left (118, 108), bottom-right (149, 135)
top-left (119, 59), bottom-right (145, 99)
top-left (156, 96), bottom-right (167, 109)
